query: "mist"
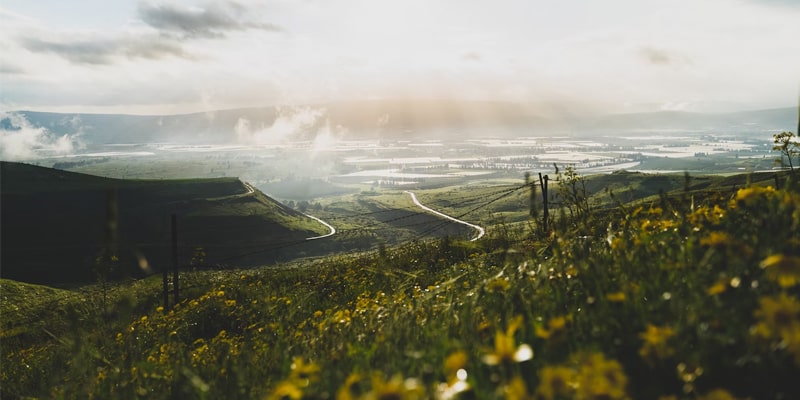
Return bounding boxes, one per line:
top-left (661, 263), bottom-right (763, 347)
top-left (0, 112), bottom-right (82, 160)
top-left (234, 107), bottom-right (325, 145)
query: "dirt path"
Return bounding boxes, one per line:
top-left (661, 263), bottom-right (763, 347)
top-left (404, 191), bottom-right (485, 241)
top-left (304, 213), bottom-right (336, 240)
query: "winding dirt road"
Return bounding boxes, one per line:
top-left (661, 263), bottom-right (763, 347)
top-left (304, 213), bottom-right (336, 240)
top-left (404, 191), bottom-right (485, 241)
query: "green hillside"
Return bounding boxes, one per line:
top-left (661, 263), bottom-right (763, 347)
top-left (2, 170), bottom-right (798, 399)
top-left (1, 162), bottom-right (328, 284)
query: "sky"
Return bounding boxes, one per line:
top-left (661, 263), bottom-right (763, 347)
top-left (1, 0), bottom-right (799, 115)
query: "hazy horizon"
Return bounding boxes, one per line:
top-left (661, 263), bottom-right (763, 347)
top-left (2, 0), bottom-right (799, 116)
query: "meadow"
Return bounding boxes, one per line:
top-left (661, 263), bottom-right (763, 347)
top-left (2, 167), bottom-right (799, 399)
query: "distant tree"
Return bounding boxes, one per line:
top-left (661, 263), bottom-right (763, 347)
top-left (772, 131), bottom-right (799, 175)
top-left (297, 200), bottom-right (310, 213)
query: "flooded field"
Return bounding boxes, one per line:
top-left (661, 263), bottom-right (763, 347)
top-left (40, 130), bottom-right (781, 199)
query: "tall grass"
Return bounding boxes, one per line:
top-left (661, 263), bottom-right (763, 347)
top-left (3, 183), bottom-right (799, 399)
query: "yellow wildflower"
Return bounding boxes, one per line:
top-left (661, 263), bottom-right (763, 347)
top-left (760, 254), bottom-right (800, 288)
top-left (535, 366), bottom-right (575, 400)
top-left (707, 280), bottom-right (727, 296)
top-left (502, 376), bottom-right (528, 400)
top-left (700, 232), bottom-right (733, 248)
top-left (536, 315), bottom-right (569, 341)
top-left (266, 380), bottom-right (302, 400)
top-left (697, 388), bottom-right (739, 400)
top-left (482, 316), bottom-right (533, 366)
top-left (443, 350), bottom-right (468, 384)
top-left (753, 293), bottom-right (800, 362)
top-left (289, 357), bottom-right (320, 387)
top-left (734, 186), bottom-right (775, 206)
top-left (439, 352), bottom-right (471, 399)
top-left (606, 292), bottom-right (626, 303)
top-left (575, 352), bottom-right (629, 400)
top-left (487, 277), bottom-right (511, 292)
top-left (365, 373), bottom-right (423, 400)
top-left (638, 324), bottom-right (676, 361)
top-left (225, 299), bottom-right (236, 307)
top-left (336, 373), bottom-right (361, 400)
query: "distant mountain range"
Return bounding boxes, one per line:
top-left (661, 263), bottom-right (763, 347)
top-left (3, 100), bottom-right (796, 145)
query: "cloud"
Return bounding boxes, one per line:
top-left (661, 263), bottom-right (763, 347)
top-left (235, 107), bottom-right (325, 145)
top-left (0, 63), bottom-right (25, 75)
top-left (13, 1), bottom-right (281, 66)
top-left (0, 112), bottom-right (82, 160)
top-left (138, 1), bottom-right (283, 39)
top-left (638, 47), bottom-right (673, 65)
top-left (462, 51), bottom-right (482, 62)
top-left (20, 35), bottom-right (189, 65)
top-left (637, 46), bottom-right (692, 67)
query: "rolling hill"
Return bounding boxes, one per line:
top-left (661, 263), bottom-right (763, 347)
top-left (0, 162), bottom-right (328, 285)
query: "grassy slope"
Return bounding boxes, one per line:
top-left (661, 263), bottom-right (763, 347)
top-left (1, 162), bottom-right (327, 284)
top-left (3, 170), bottom-right (799, 399)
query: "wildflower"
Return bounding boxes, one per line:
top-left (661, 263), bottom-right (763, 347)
top-left (752, 293), bottom-right (800, 339)
top-left (336, 373), bottom-right (362, 400)
top-left (734, 186), bottom-right (775, 207)
top-left (697, 388), bottom-right (739, 400)
top-left (225, 299), bottom-right (237, 307)
top-left (752, 293), bottom-right (800, 362)
top-left (95, 368), bottom-right (107, 383)
top-left (535, 315), bottom-right (569, 340)
top-left (155, 306), bottom-right (164, 313)
top-left (487, 277), bottom-right (510, 292)
top-left (574, 352), bottom-right (629, 400)
top-left (438, 351), bottom-right (471, 400)
top-left (267, 380), bottom-right (302, 400)
top-left (700, 232), bottom-right (733, 248)
top-left (535, 366), bottom-right (575, 400)
top-left (606, 292), bottom-right (626, 303)
top-left (365, 373), bottom-right (423, 400)
top-left (638, 324), bottom-right (676, 361)
top-left (501, 376), bottom-right (528, 400)
top-left (760, 254), bottom-right (800, 288)
top-left (443, 350), bottom-right (468, 384)
top-left (482, 316), bottom-right (533, 366)
top-left (707, 280), bottom-right (727, 296)
top-left (289, 357), bottom-right (320, 387)
top-left (333, 310), bottom-right (352, 325)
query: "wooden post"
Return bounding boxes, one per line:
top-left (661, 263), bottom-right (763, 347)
top-left (539, 173), bottom-right (549, 235)
top-left (171, 214), bottom-right (179, 305)
top-left (162, 260), bottom-right (169, 310)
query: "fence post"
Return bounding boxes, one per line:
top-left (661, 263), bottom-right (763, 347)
top-left (172, 214), bottom-right (179, 305)
top-left (539, 173), bottom-right (549, 235)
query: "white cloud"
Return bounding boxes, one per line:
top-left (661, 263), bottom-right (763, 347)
top-left (0, 112), bottom-right (82, 160)
top-left (235, 107), bottom-right (325, 145)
